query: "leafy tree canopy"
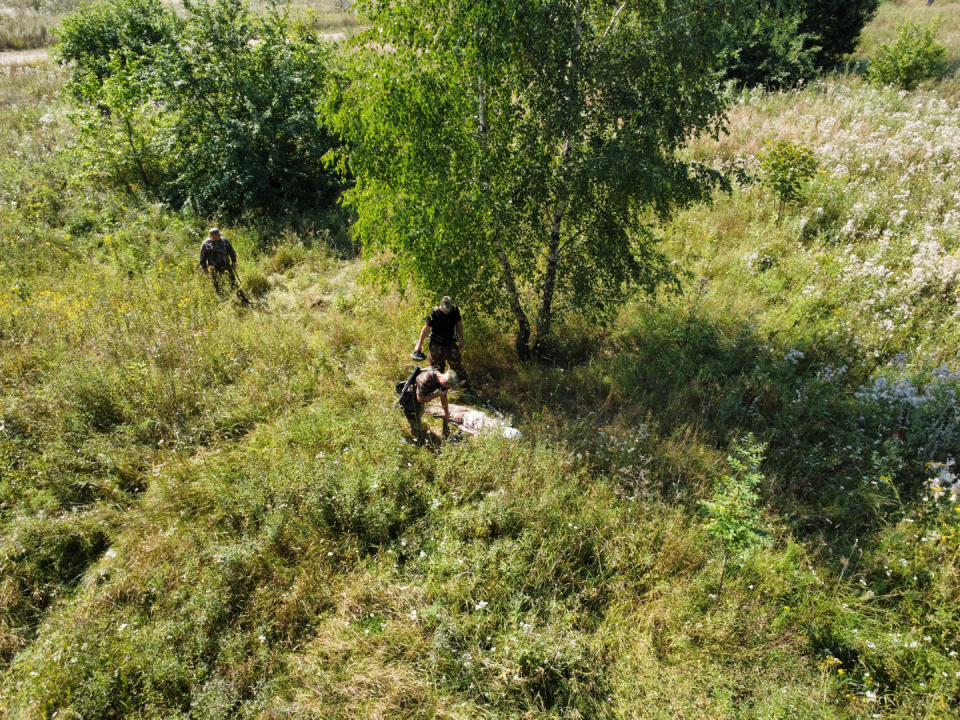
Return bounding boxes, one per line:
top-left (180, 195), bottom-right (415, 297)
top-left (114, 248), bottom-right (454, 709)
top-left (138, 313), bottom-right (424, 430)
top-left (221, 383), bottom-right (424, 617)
top-left (55, 0), bottom-right (344, 223)
top-left (801, 0), bottom-right (880, 68)
top-left (327, 0), bottom-right (739, 357)
top-left (724, 0), bottom-right (880, 89)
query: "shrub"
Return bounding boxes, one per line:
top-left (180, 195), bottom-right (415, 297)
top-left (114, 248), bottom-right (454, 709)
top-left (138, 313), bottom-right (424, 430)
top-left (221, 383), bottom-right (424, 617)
top-left (869, 21), bottom-right (946, 91)
top-left (801, 0), bottom-right (880, 67)
top-left (243, 271), bottom-right (271, 298)
top-left (268, 245), bottom-right (304, 274)
top-left (701, 434), bottom-right (771, 595)
top-left (759, 139), bottom-right (818, 222)
top-left (55, 0), bottom-right (345, 222)
top-left (724, 0), bottom-right (879, 88)
top-left (723, 12), bottom-right (819, 89)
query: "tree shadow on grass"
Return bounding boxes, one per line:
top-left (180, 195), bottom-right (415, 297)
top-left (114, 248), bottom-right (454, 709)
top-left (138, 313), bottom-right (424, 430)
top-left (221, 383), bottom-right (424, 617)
top-left (493, 303), bottom-right (959, 566)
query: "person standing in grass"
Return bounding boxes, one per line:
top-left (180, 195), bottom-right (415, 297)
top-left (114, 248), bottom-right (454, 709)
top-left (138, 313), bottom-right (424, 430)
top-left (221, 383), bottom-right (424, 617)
top-left (401, 368), bottom-right (459, 446)
top-left (412, 296), bottom-right (471, 391)
top-left (199, 228), bottom-right (247, 302)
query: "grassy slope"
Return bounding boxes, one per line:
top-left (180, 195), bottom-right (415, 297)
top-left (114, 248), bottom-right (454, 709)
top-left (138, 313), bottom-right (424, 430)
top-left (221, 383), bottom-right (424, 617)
top-left (2, 3), bottom-right (960, 718)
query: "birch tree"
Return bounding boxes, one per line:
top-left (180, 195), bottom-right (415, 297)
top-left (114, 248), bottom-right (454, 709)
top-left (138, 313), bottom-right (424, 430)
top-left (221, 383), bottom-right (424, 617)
top-left (327, 0), bottom-right (736, 357)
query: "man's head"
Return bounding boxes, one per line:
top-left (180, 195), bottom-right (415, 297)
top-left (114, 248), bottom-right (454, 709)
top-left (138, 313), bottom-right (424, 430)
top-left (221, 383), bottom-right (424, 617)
top-left (440, 296), bottom-right (454, 313)
top-left (441, 370), bottom-right (459, 389)
top-left (209, 228), bottom-right (221, 239)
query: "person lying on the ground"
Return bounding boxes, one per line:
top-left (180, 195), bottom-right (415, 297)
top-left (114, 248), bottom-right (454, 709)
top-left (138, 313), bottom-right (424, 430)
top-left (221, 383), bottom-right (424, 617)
top-left (425, 403), bottom-right (521, 439)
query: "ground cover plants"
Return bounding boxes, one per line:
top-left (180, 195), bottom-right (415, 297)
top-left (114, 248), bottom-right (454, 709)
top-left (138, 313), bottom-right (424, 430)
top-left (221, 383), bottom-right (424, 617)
top-left (2, 0), bottom-right (960, 718)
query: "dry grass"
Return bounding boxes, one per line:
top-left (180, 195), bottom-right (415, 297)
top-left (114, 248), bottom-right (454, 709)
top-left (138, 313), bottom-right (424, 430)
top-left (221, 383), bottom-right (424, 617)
top-left (0, 0), bottom-right (83, 50)
top-left (0, 0), bottom-right (355, 52)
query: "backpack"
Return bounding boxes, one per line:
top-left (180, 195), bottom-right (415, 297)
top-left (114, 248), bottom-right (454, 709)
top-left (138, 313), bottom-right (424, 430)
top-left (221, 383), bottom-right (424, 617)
top-left (395, 366), bottom-right (422, 413)
top-left (206, 239), bottom-right (233, 270)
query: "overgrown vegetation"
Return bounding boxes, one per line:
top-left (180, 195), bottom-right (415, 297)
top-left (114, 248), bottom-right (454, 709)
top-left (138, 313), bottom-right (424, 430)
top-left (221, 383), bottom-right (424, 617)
top-left (724, 0), bottom-right (880, 88)
top-left (869, 19), bottom-right (947, 89)
top-left (1, 1), bottom-right (960, 718)
top-left (55, 0), bottom-right (345, 222)
top-left (0, 0), bottom-right (86, 51)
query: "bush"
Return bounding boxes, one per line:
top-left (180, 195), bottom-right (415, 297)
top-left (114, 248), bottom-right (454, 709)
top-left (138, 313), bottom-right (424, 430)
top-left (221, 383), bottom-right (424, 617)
top-left (55, 0), bottom-right (345, 222)
top-left (800, 0), bottom-right (880, 68)
top-left (243, 271), bottom-right (271, 299)
top-left (701, 434), bottom-right (771, 595)
top-left (869, 21), bottom-right (947, 91)
top-left (724, 0), bottom-right (879, 88)
top-left (759, 139), bottom-right (818, 222)
top-left (724, 12), bottom-right (819, 89)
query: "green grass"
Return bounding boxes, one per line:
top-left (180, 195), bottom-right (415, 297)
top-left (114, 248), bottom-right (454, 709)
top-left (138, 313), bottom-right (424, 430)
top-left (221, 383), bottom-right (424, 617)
top-left (2, 12), bottom-right (960, 720)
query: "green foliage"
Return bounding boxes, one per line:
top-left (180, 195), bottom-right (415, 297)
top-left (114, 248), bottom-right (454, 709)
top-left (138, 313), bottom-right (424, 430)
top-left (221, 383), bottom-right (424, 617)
top-left (724, 0), bottom-right (879, 88)
top-left (6, 12), bottom-right (960, 718)
top-left (327, 0), bottom-right (734, 357)
top-left (869, 20), bottom-right (947, 91)
top-left (701, 434), bottom-right (771, 554)
top-left (759, 139), bottom-right (818, 221)
top-left (55, 0), bottom-right (344, 221)
top-left (55, 0), bottom-right (177, 89)
top-left (800, 0), bottom-right (880, 67)
top-left (723, 6), bottom-right (819, 89)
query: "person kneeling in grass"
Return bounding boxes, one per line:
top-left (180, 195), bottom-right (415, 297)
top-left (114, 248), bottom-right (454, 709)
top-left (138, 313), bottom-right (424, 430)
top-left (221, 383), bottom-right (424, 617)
top-left (404, 368), bottom-right (458, 446)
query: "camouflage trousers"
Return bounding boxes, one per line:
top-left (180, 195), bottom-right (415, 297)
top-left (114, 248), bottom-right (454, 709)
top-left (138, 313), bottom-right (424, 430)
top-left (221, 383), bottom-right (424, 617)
top-left (428, 342), bottom-right (469, 386)
top-left (403, 404), bottom-right (452, 447)
top-left (210, 267), bottom-right (248, 303)
top-left (403, 404), bottom-right (428, 446)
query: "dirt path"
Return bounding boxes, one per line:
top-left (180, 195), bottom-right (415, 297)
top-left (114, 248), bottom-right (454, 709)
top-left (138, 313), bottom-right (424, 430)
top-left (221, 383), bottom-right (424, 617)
top-left (0, 48), bottom-right (49, 66)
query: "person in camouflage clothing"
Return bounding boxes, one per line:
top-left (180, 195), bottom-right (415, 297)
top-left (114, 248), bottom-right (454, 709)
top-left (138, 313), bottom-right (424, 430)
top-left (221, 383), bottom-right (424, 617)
top-left (400, 367), bottom-right (459, 446)
top-left (412, 296), bottom-right (471, 391)
top-left (199, 228), bottom-right (247, 301)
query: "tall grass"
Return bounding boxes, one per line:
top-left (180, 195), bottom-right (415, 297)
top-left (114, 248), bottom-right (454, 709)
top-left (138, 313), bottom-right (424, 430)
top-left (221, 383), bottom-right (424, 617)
top-left (2, 15), bottom-right (960, 720)
top-left (0, 0), bottom-right (84, 51)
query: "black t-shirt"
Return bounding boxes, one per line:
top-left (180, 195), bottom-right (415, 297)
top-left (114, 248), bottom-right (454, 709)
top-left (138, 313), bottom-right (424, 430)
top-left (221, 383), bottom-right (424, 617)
top-left (426, 306), bottom-right (461, 345)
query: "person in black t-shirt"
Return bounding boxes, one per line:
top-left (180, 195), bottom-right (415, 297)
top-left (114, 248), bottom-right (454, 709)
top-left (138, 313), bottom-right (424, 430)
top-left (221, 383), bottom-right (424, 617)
top-left (412, 296), bottom-right (471, 390)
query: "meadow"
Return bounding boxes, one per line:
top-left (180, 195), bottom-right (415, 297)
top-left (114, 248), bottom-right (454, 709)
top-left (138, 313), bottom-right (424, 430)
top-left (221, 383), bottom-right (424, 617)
top-left (1, 1), bottom-right (960, 718)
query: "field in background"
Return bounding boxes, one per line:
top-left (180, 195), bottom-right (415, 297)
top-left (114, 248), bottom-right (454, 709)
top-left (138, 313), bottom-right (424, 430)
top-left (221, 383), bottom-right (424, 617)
top-left (2, 2), bottom-right (960, 718)
top-left (857, 0), bottom-right (960, 63)
top-left (0, 0), bottom-right (354, 51)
